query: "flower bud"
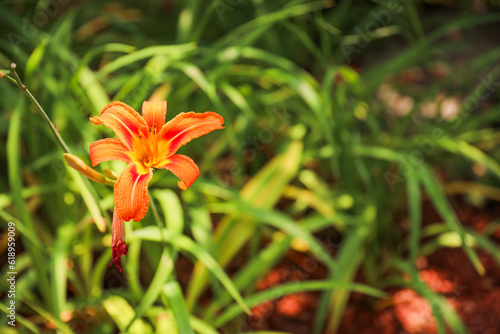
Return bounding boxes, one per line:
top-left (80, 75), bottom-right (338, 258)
top-left (63, 153), bottom-right (107, 184)
top-left (103, 168), bottom-right (119, 180)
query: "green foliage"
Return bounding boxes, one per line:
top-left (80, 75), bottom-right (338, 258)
top-left (1, 0), bottom-right (500, 333)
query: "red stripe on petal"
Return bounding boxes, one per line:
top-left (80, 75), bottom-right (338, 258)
top-left (114, 163), bottom-right (153, 221)
top-left (89, 138), bottom-right (132, 166)
top-left (157, 112), bottom-right (224, 157)
top-left (158, 154), bottom-right (199, 190)
top-left (94, 101), bottom-right (147, 150)
top-left (142, 101), bottom-right (167, 130)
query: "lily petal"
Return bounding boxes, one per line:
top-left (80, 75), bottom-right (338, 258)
top-left (157, 112), bottom-right (224, 157)
top-left (91, 101), bottom-right (147, 150)
top-left (114, 163), bottom-right (153, 221)
top-left (142, 101), bottom-right (167, 130)
top-left (90, 138), bottom-right (132, 166)
top-left (158, 154), bottom-right (199, 190)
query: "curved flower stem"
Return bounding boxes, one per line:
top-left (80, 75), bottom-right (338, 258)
top-left (149, 191), bottom-right (163, 228)
top-left (148, 190), bottom-right (168, 248)
top-left (4, 63), bottom-right (110, 231)
top-left (7, 63), bottom-right (71, 153)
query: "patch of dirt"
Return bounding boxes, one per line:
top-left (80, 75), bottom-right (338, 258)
top-left (236, 200), bottom-right (500, 334)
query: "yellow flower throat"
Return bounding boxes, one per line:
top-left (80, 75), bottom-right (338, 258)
top-left (130, 124), bottom-right (164, 174)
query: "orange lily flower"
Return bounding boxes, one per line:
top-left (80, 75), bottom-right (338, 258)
top-left (89, 101), bottom-right (224, 222)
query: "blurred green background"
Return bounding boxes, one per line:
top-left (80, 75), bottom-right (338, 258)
top-left (2, 0), bottom-right (500, 333)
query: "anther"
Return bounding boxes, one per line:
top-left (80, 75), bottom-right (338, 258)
top-left (138, 127), bottom-right (148, 139)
